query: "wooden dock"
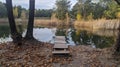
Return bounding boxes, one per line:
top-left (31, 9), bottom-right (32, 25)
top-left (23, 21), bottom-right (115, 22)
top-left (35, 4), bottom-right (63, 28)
top-left (52, 36), bottom-right (70, 55)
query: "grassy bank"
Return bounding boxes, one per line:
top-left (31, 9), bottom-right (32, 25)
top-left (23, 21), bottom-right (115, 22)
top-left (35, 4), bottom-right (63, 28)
top-left (34, 19), bottom-right (71, 27)
top-left (34, 19), bottom-right (56, 27)
top-left (74, 19), bottom-right (120, 30)
top-left (0, 18), bottom-right (70, 27)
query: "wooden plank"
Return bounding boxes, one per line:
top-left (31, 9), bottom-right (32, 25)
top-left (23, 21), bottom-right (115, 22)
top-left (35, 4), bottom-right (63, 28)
top-left (54, 44), bottom-right (68, 49)
top-left (55, 36), bottom-right (65, 40)
top-left (55, 39), bottom-right (66, 42)
top-left (55, 36), bottom-right (65, 39)
top-left (55, 38), bottom-right (65, 41)
top-left (52, 36), bottom-right (70, 55)
top-left (54, 41), bottom-right (66, 44)
top-left (52, 51), bottom-right (70, 54)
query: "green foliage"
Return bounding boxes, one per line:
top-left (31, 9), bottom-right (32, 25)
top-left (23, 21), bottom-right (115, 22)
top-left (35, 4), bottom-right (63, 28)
top-left (17, 6), bottom-right (22, 18)
top-left (71, 0), bottom-right (120, 19)
top-left (56, 29), bottom-right (66, 36)
top-left (0, 2), bottom-right (27, 18)
top-left (0, 2), bottom-right (7, 18)
top-left (0, 0), bottom-right (119, 19)
top-left (87, 13), bottom-right (93, 20)
top-left (71, 30), bottom-right (114, 48)
top-left (35, 9), bottom-right (53, 17)
top-left (55, 0), bottom-right (70, 20)
top-left (72, 0), bottom-right (94, 20)
top-left (103, 1), bottom-right (119, 19)
top-left (0, 25), bottom-right (10, 38)
top-left (21, 10), bottom-right (26, 19)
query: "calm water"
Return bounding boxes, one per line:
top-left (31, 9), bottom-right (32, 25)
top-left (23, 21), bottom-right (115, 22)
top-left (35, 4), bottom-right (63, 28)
top-left (0, 25), bottom-right (118, 49)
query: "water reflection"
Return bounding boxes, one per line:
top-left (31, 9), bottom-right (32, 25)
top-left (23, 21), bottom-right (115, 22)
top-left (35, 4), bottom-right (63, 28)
top-left (0, 25), bottom-right (117, 48)
top-left (0, 25), bottom-right (10, 38)
top-left (92, 30), bottom-right (118, 37)
top-left (69, 29), bottom-right (115, 48)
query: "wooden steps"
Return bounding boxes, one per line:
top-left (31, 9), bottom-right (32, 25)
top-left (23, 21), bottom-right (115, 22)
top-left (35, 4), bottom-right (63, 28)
top-left (52, 36), bottom-right (70, 55)
top-left (52, 51), bottom-right (70, 54)
top-left (54, 41), bottom-right (66, 44)
top-left (54, 44), bottom-right (68, 49)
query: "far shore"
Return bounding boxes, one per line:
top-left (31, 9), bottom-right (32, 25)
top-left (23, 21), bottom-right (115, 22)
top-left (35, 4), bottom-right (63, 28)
top-left (0, 18), bottom-right (120, 30)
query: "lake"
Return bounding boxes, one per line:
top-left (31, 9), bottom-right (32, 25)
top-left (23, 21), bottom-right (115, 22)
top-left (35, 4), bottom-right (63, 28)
top-left (0, 24), bottom-right (118, 49)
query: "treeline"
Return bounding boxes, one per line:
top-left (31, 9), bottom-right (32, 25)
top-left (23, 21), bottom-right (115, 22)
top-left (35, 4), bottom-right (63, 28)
top-left (0, 1), bottom-right (53, 18)
top-left (0, 2), bottom-right (27, 18)
top-left (0, 0), bottom-right (120, 20)
top-left (35, 9), bottom-right (53, 17)
top-left (71, 0), bottom-right (120, 20)
top-left (55, 0), bottom-right (120, 20)
top-left (0, 2), bottom-right (7, 18)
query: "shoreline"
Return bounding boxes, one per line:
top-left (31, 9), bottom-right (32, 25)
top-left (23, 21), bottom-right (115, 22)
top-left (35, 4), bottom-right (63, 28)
top-left (0, 41), bottom-right (120, 67)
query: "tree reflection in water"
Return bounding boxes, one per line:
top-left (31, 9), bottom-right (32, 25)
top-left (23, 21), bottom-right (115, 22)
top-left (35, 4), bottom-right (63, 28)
top-left (70, 29), bottom-right (116, 48)
top-left (0, 24), bottom-right (116, 48)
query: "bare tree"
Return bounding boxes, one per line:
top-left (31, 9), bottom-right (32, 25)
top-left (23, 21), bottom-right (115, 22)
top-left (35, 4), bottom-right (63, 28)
top-left (24, 0), bottom-right (35, 40)
top-left (6, 0), bottom-right (22, 45)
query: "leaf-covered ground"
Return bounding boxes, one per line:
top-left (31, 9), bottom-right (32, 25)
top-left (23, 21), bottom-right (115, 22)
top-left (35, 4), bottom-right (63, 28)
top-left (0, 41), bottom-right (120, 67)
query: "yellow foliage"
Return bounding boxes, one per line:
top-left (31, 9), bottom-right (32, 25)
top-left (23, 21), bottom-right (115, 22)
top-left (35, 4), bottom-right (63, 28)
top-left (66, 12), bottom-right (69, 24)
top-left (13, 7), bottom-right (18, 18)
top-left (76, 13), bottom-right (82, 21)
top-left (116, 12), bottom-right (120, 19)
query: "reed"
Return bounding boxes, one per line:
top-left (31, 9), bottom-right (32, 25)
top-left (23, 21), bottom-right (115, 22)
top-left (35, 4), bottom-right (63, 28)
top-left (34, 19), bottom-right (57, 27)
top-left (74, 19), bottom-right (120, 30)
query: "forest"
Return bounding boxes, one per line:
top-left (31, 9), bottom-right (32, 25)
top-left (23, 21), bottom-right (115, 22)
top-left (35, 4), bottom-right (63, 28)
top-left (0, 0), bottom-right (120, 20)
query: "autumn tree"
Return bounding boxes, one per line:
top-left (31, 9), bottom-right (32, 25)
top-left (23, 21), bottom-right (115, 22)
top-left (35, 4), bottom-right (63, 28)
top-left (55, 0), bottom-right (70, 20)
top-left (87, 13), bottom-right (93, 20)
top-left (116, 11), bottom-right (120, 19)
top-left (72, 0), bottom-right (94, 20)
top-left (24, 0), bottom-right (35, 40)
top-left (21, 10), bottom-right (26, 19)
top-left (6, 0), bottom-right (22, 45)
top-left (103, 0), bottom-right (119, 19)
top-left (76, 13), bottom-right (82, 21)
top-left (13, 7), bottom-right (18, 18)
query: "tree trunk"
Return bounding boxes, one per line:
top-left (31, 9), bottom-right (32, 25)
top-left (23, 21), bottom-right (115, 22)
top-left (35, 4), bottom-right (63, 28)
top-left (115, 0), bottom-right (120, 5)
top-left (114, 0), bottom-right (120, 52)
top-left (6, 0), bottom-right (22, 45)
top-left (24, 0), bottom-right (35, 40)
top-left (116, 30), bottom-right (120, 52)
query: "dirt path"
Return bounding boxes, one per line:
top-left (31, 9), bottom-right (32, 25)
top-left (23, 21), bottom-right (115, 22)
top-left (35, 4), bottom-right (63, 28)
top-left (0, 41), bottom-right (120, 67)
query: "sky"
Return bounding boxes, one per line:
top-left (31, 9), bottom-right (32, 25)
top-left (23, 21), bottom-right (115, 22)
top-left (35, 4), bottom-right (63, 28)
top-left (0, 0), bottom-right (98, 9)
